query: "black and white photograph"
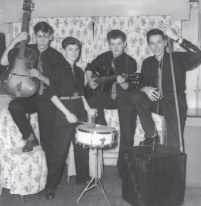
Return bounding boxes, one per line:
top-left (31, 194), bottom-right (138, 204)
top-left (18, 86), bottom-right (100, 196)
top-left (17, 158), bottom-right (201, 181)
top-left (0, 0), bottom-right (201, 206)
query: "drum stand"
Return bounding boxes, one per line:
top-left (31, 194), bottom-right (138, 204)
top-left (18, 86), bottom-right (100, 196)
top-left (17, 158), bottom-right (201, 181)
top-left (76, 147), bottom-right (110, 206)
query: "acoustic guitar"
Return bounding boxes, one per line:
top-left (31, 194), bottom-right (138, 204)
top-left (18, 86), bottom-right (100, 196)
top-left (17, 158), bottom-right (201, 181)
top-left (85, 67), bottom-right (143, 98)
top-left (1, 0), bottom-right (39, 98)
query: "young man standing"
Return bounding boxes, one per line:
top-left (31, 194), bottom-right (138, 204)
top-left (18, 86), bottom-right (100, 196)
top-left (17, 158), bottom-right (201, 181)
top-left (85, 30), bottom-right (138, 178)
top-left (0, 22), bottom-right (65, 161)
top-left (132, 24), bottom-right (201, 151)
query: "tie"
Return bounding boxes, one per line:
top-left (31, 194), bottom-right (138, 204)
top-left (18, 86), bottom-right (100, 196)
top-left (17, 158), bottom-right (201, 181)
top-left (157, 60), bottom-right (163, 99)
top-left (71, 65), bottom-right (78, 96)
top-left (38, 60), bottom-right (43, 95)
top-left (111, 59), bottom-right (117, 100)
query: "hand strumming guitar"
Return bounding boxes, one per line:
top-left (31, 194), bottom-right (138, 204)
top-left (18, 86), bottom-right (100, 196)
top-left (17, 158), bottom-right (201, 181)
top-left (88, 78), bottom-right (98, 89)
top-left (27, 69), bottom-right (42, 79)
top-left (27, 69), bottom-right (50, 86)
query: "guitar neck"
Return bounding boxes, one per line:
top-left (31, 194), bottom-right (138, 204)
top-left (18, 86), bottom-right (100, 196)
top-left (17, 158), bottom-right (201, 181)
top-left (19, 11), bottom-right (30, 59)
top-left (94, 75), bottom-right (118, 84)
top-left (94, 74), bottom-right (129, 84)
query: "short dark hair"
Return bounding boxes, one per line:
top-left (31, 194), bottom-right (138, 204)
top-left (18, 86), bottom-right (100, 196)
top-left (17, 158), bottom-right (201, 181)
top-left (34, 22), bottom-right (54, 35)
top-left (62, 37), bottom-right (82, 62)
top-left (147, 29), bottom-right (166, 43)
top-left (62, 37), bottom-right (82, 50)
top-left (107, 30), bottom-right (126, 43)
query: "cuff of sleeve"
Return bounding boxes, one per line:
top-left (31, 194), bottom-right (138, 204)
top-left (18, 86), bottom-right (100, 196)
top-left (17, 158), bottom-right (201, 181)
top-left (176, 37), bottom-right (183, 44)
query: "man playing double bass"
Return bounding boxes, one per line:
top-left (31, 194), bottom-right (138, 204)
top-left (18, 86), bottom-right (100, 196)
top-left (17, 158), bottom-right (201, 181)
top-left (132, 24), bottom-right (201, 151)
top-left (0, 22), bottom-right (65, 164)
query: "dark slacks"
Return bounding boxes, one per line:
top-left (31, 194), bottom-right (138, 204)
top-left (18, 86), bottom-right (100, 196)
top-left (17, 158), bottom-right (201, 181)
top-left (8, 96), bottom-right (55, 165)
top-left (46, 98), bottom-right (89, 190)
top-left (131, 90), bottom-right (187, 151)
top-left (87, 91), bottom-right (137, 174)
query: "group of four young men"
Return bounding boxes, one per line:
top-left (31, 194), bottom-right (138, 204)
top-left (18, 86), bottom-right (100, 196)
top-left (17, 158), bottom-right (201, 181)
top-left (1, 21), bottom-right (201, 199)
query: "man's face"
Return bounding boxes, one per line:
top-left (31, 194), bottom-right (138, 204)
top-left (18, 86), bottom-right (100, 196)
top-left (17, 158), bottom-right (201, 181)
top-left (148, 34), bottom-right (167, 60)
top-left (35, 31), bottom-right (52, 52)
top-left (64, 44), bottom-right (80, 65)
top-left (109, 38), bottom-right (126, 57)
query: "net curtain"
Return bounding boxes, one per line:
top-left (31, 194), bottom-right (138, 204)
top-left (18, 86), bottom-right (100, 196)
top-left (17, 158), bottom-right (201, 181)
top-left (12, 16), bottom-right (181, 72)
top-left (92, 16), bottom-right (181, 72)
top-left (13, 17), bottom-right (94, 70)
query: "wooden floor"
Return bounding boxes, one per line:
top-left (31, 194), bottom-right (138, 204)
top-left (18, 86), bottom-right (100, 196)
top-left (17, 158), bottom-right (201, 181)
top-left (0, 166), bottom-right (201, 206)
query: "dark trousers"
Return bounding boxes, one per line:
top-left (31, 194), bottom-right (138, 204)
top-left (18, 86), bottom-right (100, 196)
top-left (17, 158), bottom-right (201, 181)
top-left (8, 97), bottom-right (55, 166)
top-left (87, 91), bottom-right (137, 174)
top-left (131, 90), bottom-right (187, 151)
top-left (46, 98), bottom-right (89, 190)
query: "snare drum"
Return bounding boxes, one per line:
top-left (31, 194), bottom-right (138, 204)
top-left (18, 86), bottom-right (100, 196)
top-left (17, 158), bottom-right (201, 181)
top-left (75, 124), bottom-right (116, 148)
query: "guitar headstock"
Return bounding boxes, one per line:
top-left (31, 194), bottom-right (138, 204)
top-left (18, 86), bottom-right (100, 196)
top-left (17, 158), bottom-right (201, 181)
top-left (22, 0), bottom-right (34, 12)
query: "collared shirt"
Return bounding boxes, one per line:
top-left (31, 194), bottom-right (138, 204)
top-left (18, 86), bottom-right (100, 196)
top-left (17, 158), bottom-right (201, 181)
top-left (139, 39), bottom-right (201, 93)
top-left (25, 44), bottom-right (65, 100)
top-left (49, 60), bottom-right (85, 99)
top-left (85, 51), bottom-right (137, 91)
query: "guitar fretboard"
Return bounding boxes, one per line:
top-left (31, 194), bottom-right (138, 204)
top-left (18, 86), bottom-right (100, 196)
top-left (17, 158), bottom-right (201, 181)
top-left (94, 75), bottom-right (128, 84)
top-left (19, 11), bottom-right (30, 59)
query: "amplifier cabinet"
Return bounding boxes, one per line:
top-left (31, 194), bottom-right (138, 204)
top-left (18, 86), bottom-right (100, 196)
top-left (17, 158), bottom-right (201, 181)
top-left (122, 144), bottom-right (186, 206)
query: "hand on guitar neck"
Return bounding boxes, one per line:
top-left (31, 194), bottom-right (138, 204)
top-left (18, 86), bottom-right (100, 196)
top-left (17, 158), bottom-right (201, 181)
top-left (0, 0), bottom-right (37, 98)
top-left (88, 78), bottom-right (98, 89)
top-left (13, 32), bottom-right (29, 45)
top-left (0, 32), bottom-right (28, 66)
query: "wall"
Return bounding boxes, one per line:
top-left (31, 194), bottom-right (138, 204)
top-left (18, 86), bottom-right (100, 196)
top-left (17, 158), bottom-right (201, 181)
top-left (1, 0), bottom-right (190, 22)
top-left (184, 125), bottom-right (201, 187)
top-left (182, 3), bottom-right (201, 116)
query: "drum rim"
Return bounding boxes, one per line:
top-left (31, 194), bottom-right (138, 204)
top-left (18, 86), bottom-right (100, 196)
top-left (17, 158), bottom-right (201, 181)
top-left (76, 128), bottom-right (116, 134)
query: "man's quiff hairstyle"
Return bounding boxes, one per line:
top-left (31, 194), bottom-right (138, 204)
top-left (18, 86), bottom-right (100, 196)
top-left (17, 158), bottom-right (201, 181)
top-left (34, 22), bottom-right (54, 35)
top-left (107, 30), bottom-right (127, 43)
top-left (62, 37), bottom-right (82, 50)
top-left (147, 28), bottom-right (166, 43)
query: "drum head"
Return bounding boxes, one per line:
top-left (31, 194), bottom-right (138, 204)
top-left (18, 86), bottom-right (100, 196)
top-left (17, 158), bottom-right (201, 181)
top-left (76, 124), bottom-right (115, 134)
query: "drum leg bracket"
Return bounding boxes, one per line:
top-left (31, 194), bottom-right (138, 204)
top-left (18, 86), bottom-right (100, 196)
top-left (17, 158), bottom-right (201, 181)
top-left (76, 148), bottom-right (110, 206)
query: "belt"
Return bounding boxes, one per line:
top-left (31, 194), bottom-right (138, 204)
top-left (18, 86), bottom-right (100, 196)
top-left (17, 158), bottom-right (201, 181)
top-left (60, 96), bottom-right (82, 100)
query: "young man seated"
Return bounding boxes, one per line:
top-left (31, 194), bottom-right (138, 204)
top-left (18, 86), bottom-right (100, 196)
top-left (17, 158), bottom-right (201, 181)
top-left (85, 29), bottom-right (138, 178)
top-left (132, 24), bottom-right (201, 150)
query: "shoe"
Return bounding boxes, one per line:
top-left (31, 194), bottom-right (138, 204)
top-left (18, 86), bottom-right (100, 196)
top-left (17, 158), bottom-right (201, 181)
top-left (22, 133), bottom-right (39, 152)
top-left (140, 134), bottom-right (160, 146)
top-left (45, 188), bottom-right (55, 199)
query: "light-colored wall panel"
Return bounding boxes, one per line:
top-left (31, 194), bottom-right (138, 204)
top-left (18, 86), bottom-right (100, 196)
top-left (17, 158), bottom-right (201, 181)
top-left (1, 0), bottom-right (190, 23)
top-left (182, 5), bottom-right (200, 116)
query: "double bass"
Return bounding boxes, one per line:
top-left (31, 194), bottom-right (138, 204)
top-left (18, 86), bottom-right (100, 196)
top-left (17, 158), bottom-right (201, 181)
top-left (1, 0), bottom-right (39, 98)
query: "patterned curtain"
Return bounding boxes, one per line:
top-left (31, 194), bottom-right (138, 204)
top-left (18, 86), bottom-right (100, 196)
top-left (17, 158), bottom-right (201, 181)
top-left (13, 17), bottom-right (94, 70)
top-left (92, 16), bottom-right (182, 72)
top-left (13, 16), bottom-right (181, 71)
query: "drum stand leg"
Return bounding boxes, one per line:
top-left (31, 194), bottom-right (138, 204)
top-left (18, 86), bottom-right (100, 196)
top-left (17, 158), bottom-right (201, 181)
top-left (21, 195), bottom-right (25, 204)
top-left (76, 147), bottom-right (110, 206)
